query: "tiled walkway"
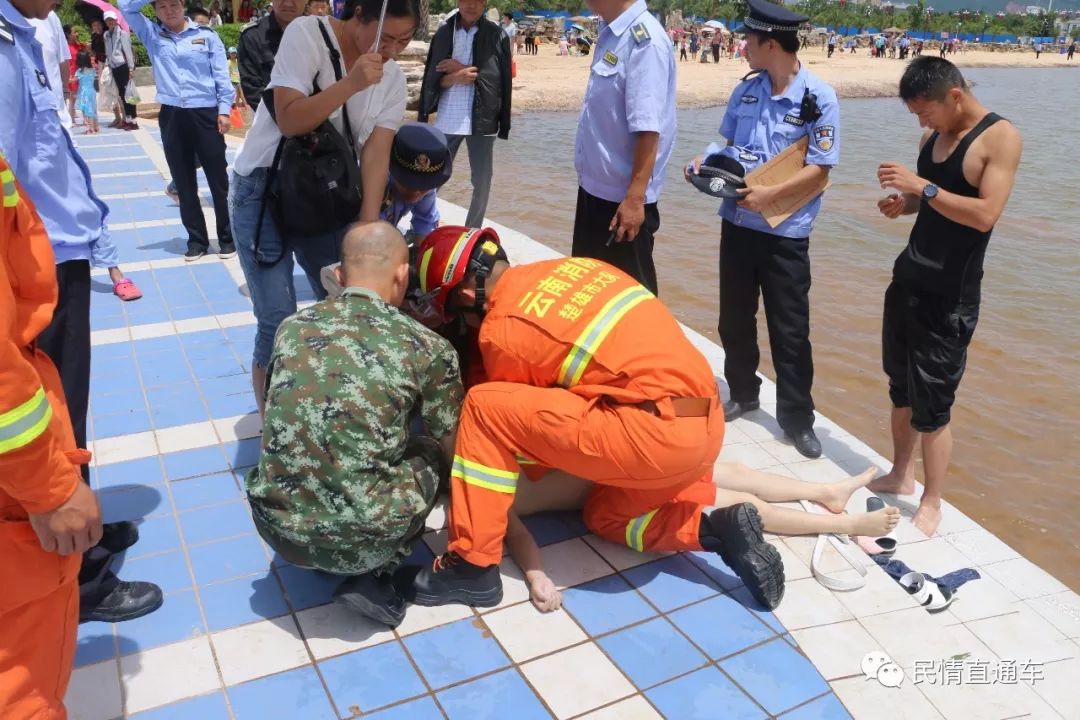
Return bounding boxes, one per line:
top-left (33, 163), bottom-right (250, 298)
top-left (64, 127), bottom-right (1078, 720)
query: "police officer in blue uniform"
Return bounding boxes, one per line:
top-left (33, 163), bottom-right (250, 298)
top-left (686, 0), bottom-right (839, 458)
top-left (573, 0), bottom-right (676, 296)
top-left (121, 0), bottom-right (235, 261)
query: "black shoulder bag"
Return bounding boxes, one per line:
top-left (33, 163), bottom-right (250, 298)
top-left (254, 19), bottom-right (362, 264)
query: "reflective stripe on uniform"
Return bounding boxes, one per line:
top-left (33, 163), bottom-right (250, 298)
top-left (451, 455), bottom-right (519, 494)
top-left (0, 388), bottom-right (53, 454)
top-left (558, 285), bottom-right (653, 387)
top-left (1, 167), bottom-right (18, 207)
top-left (625, 509), bottom-right (659, 552)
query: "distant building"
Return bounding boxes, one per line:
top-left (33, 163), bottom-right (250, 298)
top-left (1025, 5), bottom-right (1045, 14)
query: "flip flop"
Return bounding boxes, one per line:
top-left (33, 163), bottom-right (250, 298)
top-left (113, 278), bottom-right (143, 301)
top-left (862, 496), bottom-right (898, 556)
top-left (798, 500), bottom-right (868, 592)
top-left (899, 571), bottom-right (955, 612)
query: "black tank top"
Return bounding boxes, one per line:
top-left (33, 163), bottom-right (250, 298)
top-left (892, 112), bottom-right (1002, 302)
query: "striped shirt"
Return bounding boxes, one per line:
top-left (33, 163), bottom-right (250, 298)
top-left (434, 22), bottom-right (477, 137)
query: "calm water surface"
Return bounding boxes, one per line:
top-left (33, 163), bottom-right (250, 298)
top-left (438, 67), bottom-right (1080, 590)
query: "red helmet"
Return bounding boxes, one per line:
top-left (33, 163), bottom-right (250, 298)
top-left (415, 226), bottom-right (505, 324)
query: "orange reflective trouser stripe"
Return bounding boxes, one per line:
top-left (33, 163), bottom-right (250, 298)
top-left (448, 382), bottom-right (724, 566)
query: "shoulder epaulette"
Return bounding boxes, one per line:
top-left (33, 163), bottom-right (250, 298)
top-left (740, 68), bottom-right (764, 83)
top-left (629, 22), bottom-right (650, 44)
top-left (0, 14), bottom-right (15, 45)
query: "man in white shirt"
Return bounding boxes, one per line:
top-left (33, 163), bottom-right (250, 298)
top-left (28, 10), bottom-right (72, 127)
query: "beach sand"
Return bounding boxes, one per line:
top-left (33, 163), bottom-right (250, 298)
top-left (509, 47), bottom-right (1077, 111)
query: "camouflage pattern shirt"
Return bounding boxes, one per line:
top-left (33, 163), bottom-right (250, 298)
top-left (246, 287), bottom-right (463, 575)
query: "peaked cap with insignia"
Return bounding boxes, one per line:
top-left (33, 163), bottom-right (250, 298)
top-left (743, 0), bottom-right (808, 34)
top-left (390, 122), bottom-right (453, 191)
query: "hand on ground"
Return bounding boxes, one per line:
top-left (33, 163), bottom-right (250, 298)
top-left (527, 572), bottom-right (563, 613)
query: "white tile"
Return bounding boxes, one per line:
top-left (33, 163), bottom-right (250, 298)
top-left (395, 601), bottom-right (474, 637)
top-left (768, 537), bottom-right (811, 581)
top-left (1028, 656), bottom-right (1080, 720)
top-left (212, 616), bottom-right (310, 685)
top-left (425, 495), bottom-right (448, 531)
top-left (785, 458), bottom-right (850, 483)
top-left (520, 643), bottom-right (635, 719)
top-left (727, 412), bottom-right (784, 442)
top-left (295, 602), bottom-right (396, 660)
top-left (944, 575), bottom-right (1020, 624)
top-left (154, 421), bottom-right (219, 454)
top-left (942, 528), bottom-right (1021, 566)
top-left (484, 603), bottom-right (587, 662)
top-left (930, 500), bottom-right (982, 536)
top-left (1026, 591), bottom-right (1080, 639)
top-left (830, 675), bottom-right (945, 720)
top-left (90, 327), bottom-right (131, 346)
top-left (578, 695), bottom-right (662, 720)
top-left (148, 256), bottom-right (192, 270)
top-left (916, 667), bottom-right (1062, 720)
top-left (214, 310), bottom-right (256, 328)
top-left (91, 431), bottom-right (158, 465)
top-left (717, 442), bottom-right (780, 470)
top-left (887, 537), bottom-right (974, 578)
top-left (757, 438), bottom-right (815, 465)
top-left (129, 321), bottom-right (176, 340)
top-left (212, 414), bottom-right (261, 443)
top-left (65, 660), bottom-right (122, 720)
top-left (719, 422), bottom-right (754, 445)
top-left (792, 620), bottom-right (882, 680)
top-left (173, 316), bottom-right (221, 334)
top-left (782, 536), bottom-right (874, 577)
top-left (833, 566), bottom-right (922, 618)
top-left (539, 538), bottom-right (616, 590)
top-left (422, 528), bottom-right (448, 555)
top-left (861, 607), bottom-right (993, 669)
top-left (771, 577), bottom-right (854, 630)
top-left (582, 534), bottom-right (672, 571)
top-left (981, 558), bottom-right (1069, 601)
top-left (120, 637), bottom-right (221, 714)
top-left (966, 606), bottom-right (1076, 664)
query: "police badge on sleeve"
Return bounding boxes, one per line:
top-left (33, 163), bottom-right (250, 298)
top-left (813, 125), bottom-right (835, 152)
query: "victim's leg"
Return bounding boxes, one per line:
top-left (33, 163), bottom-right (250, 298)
top-left (713, 487), bottom-right (899, 538)
top-left (713, 462), bottom-right (878, 513)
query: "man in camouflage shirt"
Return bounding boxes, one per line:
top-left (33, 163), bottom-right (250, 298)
top-left (246, 222), bottom-right (463, 627)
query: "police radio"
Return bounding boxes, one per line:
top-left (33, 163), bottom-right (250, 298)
top-left (800, 88), bottom-right (822, 123)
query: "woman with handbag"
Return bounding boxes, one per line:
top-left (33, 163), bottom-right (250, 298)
top-left (229, 0), bottom-right (415, 416)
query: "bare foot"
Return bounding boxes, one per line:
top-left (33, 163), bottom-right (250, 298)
top-left (848, 507), bottom-right (901, 537)
top-left (527, 571), bottom-right (563, 613)
top-left (820, 467), bottom-right (877, 513)
top-left (867, 469), bottom-right (917, 496)
top-left (912, 501), bottom-right (942, 537)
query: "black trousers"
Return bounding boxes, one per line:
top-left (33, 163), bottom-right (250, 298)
top-left (718, 220), bottom-right (815, 431)
top-left (159, 105), bottom-right (232, 252)
top-left (110, 64), bottom-right (137, 119)
top-left (571, 187), bottom-right (659, 296)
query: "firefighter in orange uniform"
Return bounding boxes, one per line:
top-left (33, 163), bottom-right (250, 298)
top-left (411, 227), bottom-right (786, 610)
top-left (0, 152), bottom-right (103, 720)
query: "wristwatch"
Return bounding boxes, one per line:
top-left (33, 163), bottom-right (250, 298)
top-left (922, 183), bottom-right (939, 201)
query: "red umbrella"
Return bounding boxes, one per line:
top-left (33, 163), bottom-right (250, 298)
top-left (75, 0), bottom-right (130, 32)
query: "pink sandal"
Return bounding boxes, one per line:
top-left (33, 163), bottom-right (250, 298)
top-left (113, 278), bottom-right (143, 301)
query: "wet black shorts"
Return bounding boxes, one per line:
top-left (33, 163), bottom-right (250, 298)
top-left (882, 281), bottom-right (980, 432)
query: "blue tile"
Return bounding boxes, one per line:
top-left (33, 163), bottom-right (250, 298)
top-left (89, 313), bottom-right (127, 331)
top-left (202, 357), bottom-right (249, 379)
top-left (179, 500), bottom-right (255, 545)
top-left (669, 594), bottom-right (777, 660)
top-left (91, 358), bottom-right (138, 385)
top-left (780, 694), bottom-right (852, 720)
top-left (597, 617), bottom-right (707, 689)
top-left (221, 438), bottom-right (262, 469)
top-left (118, 549), bottom-right (193, 594)
top-left (403, 618), bottom-right (510, 689)
top-left (275, 564), bottom-right (339, 611)
top-left (181, 329), bottom-right (229, 347)
top-left (99, 485), bottom-right (170, 523)
top-left (621, 554), bottom-right (721, 612)
top-left (89, 390), bottom-right (147, 416)
top-left (726, 585), bottom-right (785, 633)
top-left (365, 696), bottom-right (444, 720)
top-left (521, 512), bottom-right (583, 547)
top-left (645, 666), bottom-right (765, 720)
top-left (126, 515), bottom-right (182, 558)
top-left (92, 342), bottom-right (135, 362)
top-left (206, 391), bottom-right (259, 418)
top-left (75, 623), bottom-right (115, 667)
top-left (93, 409), bottom-right (153, 438)
top-left (200, 374), bottom-right (255, 397)
top-left (228, 666), bottom-right (336, 720)
top-left (439, 668), bottom-right (550, 720)
top-left (200, 573), bottom-right (289, 630)
top-left (164, 445), bottom-right (231, 481)
top-left (562, 574), bottom-right (657, 636)
top-left (116, 590), bottom-right (205, 655)
top-left (720, 638), bottom-right (830, 716)
top-left (170, 471), bottom-right (242, 511)
top-left (96, 456), bottom-right (165, 490)
top-left (686, 550), bottom-right (748, 592)
top-left (169, 303), bottom-right (213, 321)
top-left (129, 692), bottom-right (231, 720)
top-left (135, 335), bottom-right (183, 355)
top-left (321, 641), bottom-right (427, 713)
top-left (188, 534), bottom-right (268, 585)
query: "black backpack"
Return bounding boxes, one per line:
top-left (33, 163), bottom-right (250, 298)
top-left (255, 19), bottom-right (361, 263)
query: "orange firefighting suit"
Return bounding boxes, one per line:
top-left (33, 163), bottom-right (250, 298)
top-left (448, 258), bottom-right (725, 566)
top-left (0, 153), bottom-right (88, 720)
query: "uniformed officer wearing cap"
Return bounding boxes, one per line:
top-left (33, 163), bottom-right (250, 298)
top-left (573, 0), bottom-right (676, 296)
top-left (686, 0), bottom-right (839, 459)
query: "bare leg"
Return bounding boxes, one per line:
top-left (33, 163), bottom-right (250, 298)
top-left (252, 360), bottom-right (267, 418)
top-left (912, 425), bottom-right (951, 536)
top-left (107, 266), bottom-right (124, 284)
top-left (714, 463), bottom-right (877, 513)
top-left (714, 488), bottom-right (899, 537)
top-left (868, 407), bottom-right (918, 495)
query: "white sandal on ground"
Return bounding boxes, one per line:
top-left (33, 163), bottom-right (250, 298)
top-left (899, 571), bottom-right (955, 612)
top-left (799, 500), bottom-right (868, 592)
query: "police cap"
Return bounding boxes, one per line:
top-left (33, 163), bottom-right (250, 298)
top-left (690, 154), bottom-right (746, 199)
top-left (390, 122), bottom-right (453, 192)
top-left (743, 0), bottom-right (808, 34)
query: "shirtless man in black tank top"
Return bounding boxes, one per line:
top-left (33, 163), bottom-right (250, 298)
top-left (868, 57), bottom-right (1022, 537)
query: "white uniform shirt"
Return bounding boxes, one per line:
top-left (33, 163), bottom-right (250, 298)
top-left (28, 12), bottom-right (72, 127)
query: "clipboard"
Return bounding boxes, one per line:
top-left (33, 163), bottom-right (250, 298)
top-left (744, 136), bottom-right (830, 228)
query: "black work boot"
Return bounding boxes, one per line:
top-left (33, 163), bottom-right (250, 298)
top-left (80, 571), bottom-right (164, 623)
top-left (98, 521), bottom-right (139, 554)
top-left (334, 572), bottom-right (406, 628)
top-left (412, 552), bottom-right (503, 608)
top-left (700, 503), bottom-right (785, 610)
